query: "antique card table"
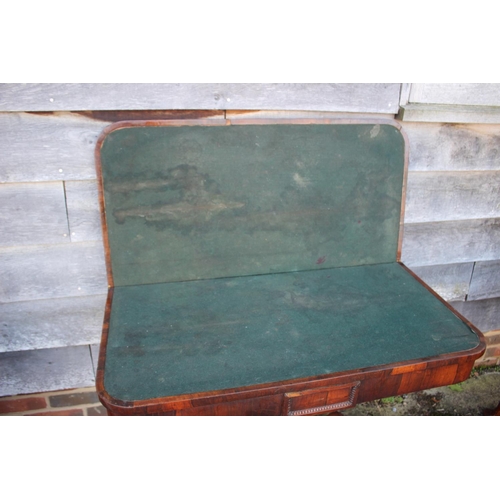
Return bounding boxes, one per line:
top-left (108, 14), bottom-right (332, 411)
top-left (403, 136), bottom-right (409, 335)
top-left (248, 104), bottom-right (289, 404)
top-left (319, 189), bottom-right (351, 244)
top-left (95, 119), bottom-right (485, 415)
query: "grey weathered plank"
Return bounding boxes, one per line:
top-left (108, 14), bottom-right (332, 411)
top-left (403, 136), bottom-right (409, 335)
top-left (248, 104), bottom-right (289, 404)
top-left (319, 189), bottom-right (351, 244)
top-left (0, 182), bottom-right (70, 246)
top-left (226, 109), bottom-right (395, 120)
top-left (90, 344), bottom-right (100, 377)
top-left (0, 112), bottom-right (108, 183)
top-left (0, 83), bottom-right (401, 113)
top-left (409, 83), bottom-right (500, 107)
top-left (398, 103), bottom-right (500, 123)
top-left (0, 294), bottom-right (106, 353)
top-left (468, 260), bottom-right (500, 301)
top-left (0, 241), bottom-right (108, 303)
top-left (401, 218), bottom-right (500, 267)
top-left (403, 122), bottom-right (500, 171)
top-left (0, 346), bottom-right (95, 397)
top-left (409, 262), bottom-right (474, 302)
top-left (404, 171), bottom-right (500, 223)
top-left (450, 297), bottom-right (500, 333)
top-left (399, 83), bottom-right (412, 106)
top-left (65, 180), bottom-right (102, 242)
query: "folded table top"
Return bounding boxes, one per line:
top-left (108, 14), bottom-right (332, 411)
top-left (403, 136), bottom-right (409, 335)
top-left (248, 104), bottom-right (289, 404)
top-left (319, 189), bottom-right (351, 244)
top-left (96, 120), bottom-right (481, 404)
top-left (99, 122), bottom-right (406, 285)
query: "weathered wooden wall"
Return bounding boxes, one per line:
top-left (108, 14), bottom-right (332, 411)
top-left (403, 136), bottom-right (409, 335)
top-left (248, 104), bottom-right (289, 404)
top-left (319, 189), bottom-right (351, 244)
top-left (1, 83), bottom-right (499, 396)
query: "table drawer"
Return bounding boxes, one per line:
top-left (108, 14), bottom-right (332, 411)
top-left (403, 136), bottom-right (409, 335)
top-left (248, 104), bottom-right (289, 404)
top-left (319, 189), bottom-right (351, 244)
top-left (284, 381), bottom-right (361, 415)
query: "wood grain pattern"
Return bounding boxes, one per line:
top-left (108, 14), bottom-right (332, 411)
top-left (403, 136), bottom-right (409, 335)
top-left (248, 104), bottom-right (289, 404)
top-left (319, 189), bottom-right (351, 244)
top-left (409, 262), bottom-right (474, 301)
top-left (0, 346), bottom-right (95, 397)
top-left (100, 349), bottom-right (485, 415)
top-left (404, 171), bottom-right (500, 223)
top-left (0, 242), bottom-right (107, 303)
top-left (0, 83), bottom-right (401, 113)
top-left (0, 294), bottom-right (106, 352)
top-left (468, 260), bottom-right (500, 301)
top-left (402, 122), bottom-right (500, 171)
top-left (0, 112), bottom-right (108, 182)
top-left (65, 180), bottom-right (102, 242)
top-left (0, 182), bottom-right (70, 246)
top-left (450, 297), bottom-right (500, 333)
top-left (409, 83), bottom-right (500, 107)
top-left (401, 218), bottom-right (500, 267)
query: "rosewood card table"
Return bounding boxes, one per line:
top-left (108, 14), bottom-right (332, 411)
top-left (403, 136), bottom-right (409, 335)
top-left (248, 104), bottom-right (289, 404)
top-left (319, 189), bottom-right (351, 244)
top-left (95, 119), bottom-right (485, 415)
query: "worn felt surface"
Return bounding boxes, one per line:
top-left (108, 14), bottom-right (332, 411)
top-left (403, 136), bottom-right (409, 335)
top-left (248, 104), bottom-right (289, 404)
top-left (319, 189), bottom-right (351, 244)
top-left (104, 263), bottom-right (480, 402)
top-left (100, 123), bottom-right (405, 286)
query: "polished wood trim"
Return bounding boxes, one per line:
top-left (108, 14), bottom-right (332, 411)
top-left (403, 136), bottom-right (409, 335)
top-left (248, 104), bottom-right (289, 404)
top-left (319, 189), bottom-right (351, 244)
top-left (97, 332), bottom-right (485, 415)
top-left (94, 138), bottom-right (114, 289)
top-left (397, 125), bottom-right (410, 262)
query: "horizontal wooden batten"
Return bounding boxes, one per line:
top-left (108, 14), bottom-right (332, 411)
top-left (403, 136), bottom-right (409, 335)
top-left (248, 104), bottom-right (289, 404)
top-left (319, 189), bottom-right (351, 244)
top-left (409, 84), bottom-right (500, 107)
top-left (0, 182), bottom-right (69, 246)
top-left (0, 242), bottom-right (107, 303)
top-left (402, 122), bottom-right (500, 171)
top-left (0, 112), bottom-right (108, 183)
top-left (225, 109), bottom-right (395, 120)
top-left (0, 346), bottom-right (95, 397)
top-left (404, 171), bottom-right (500, 223)
top-left (409, 262), bottom-right (474, 302)
top-left (0, 83), bottom-right (401, 113)
top-left (398, 104), bottom-right (500, 124)
top-left (450, 297), bottom-right (500, 333)
top-left (0, 294), bottom-right (106, 353)
top-left (468, 260), bottom-right (500, 301)
top-left (65, 180), bottom-right (102, 242)
top-left (401, 218), bottom-right (500, 267)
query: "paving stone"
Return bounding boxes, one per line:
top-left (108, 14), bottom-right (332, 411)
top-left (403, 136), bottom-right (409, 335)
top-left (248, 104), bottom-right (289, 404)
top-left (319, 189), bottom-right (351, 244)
top-left (0, 346), bottom-right (95, 397)
top-left (49, 391), bottom-right (99, 408)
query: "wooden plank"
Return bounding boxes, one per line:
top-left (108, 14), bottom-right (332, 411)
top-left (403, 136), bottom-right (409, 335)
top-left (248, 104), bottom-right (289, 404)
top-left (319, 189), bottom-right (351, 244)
top-left (398, 103), bottom-right (500, 124)
top-left (0, 112), bottom-right (108, 182)
top-left (409, 84), bottom-right (500, 107)
top-left (0, 83), bottom-right (402, 113)
top-left (401, 218), bottom-right (500, 267)
top-left (65, 180), bottom-right (102, 242)
top-left (468, 260), bottom-right (500, 301)
top-left (90, 344), bottom-right (100, 377)
top-left (0, 346), bottom-right (95, 397)
top-left (0, 294), bottom-right (106, 353)
top-left (0, 242), bottom-right (108, 303)
top-left (403, 122), bottom-right (500, 171)
top-left (0, 182), bottom-right (70, 246)
top-left (450, 298), bottom-right (500, 333)
top-left (226, 110), bottom-right (395, 120)
top-left (399, 83), bottom-right (412, 106)
top-left (404, 171), bottom-right (500, 223)
top-left (409, 262), bottom-right (473, 302)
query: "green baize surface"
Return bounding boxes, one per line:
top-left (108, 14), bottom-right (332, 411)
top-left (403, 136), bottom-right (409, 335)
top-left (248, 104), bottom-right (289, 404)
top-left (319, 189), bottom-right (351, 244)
top-left (99, 123), bottom-right (480, 402)
top-left (105, 263), bottom-right (479, 401)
